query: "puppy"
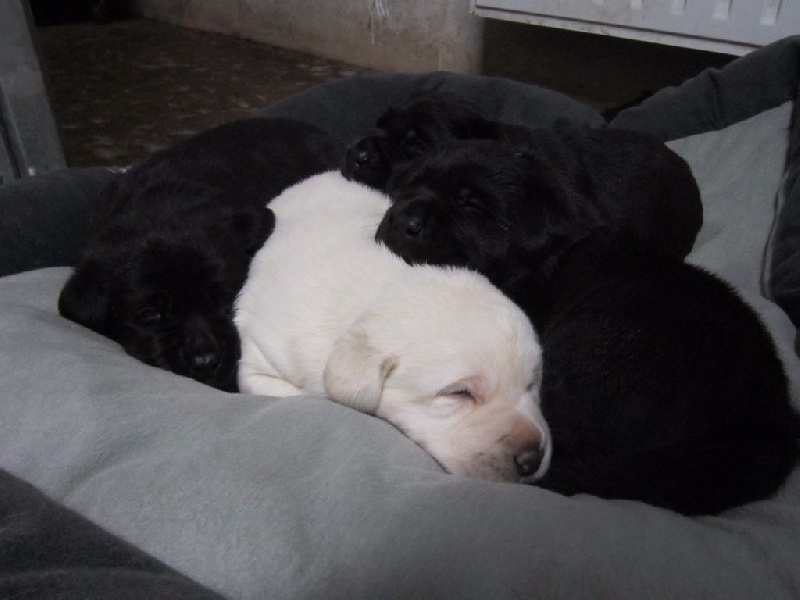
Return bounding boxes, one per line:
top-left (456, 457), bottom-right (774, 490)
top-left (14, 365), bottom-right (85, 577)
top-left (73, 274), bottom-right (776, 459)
top-left (58, 118), bottom-right (345, 391)
top-left (376, 135), bottom-right (702, 325)
top-left (342, 91), bottom-right (531, 190)
top-left (534, 231), bottom-right (799, 515)
top-left (234, 171), bottom-right (551, 482)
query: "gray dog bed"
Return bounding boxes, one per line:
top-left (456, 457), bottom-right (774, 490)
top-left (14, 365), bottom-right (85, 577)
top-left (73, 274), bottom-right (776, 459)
top-left (1, 37), bottom-right (800, 599)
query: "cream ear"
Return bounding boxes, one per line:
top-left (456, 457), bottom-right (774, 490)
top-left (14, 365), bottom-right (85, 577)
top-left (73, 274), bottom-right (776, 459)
top-left (323, 326), bottom-right (397, 415)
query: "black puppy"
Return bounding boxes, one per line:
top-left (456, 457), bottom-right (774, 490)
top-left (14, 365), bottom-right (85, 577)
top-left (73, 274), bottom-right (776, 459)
top-left (342, 91), bottom-right (532, 190)
top-left (59, 117), bottom-right (344, 391)
top-left (533, 232), bottom-right (799, 515)
top-left (376, 133), bottom-right (702, 324)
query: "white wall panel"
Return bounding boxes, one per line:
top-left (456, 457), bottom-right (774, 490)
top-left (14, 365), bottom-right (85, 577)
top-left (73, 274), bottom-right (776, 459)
top-left (472, 0), bottom-right (799, 55)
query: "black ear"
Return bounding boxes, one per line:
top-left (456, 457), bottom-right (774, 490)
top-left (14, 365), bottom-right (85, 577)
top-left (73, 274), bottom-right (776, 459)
top-left (90, 173), bottom-right (128, 230)
top-left (376, 106), bottom-right (398, 130)
top-left (509, 148), bottom-right (583, 264)
top-left (512, 148), bottom-right (571, 210)
top-left (58, 261), bottom-right (113, 334)
top-left (231, 207), bottom-right (276, 256)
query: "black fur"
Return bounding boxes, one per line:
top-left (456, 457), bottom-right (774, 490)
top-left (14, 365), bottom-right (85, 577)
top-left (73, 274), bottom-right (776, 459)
top-left (342, 91), bottom-right (530, 190)
top-left (533, 232), bottom-right (799, 515)
top-left (58, 117), bottom-right (344, 391)
top-left (369, 115), bottom-right (796, 513)
top-left (376, 134), bottom-right (702, 325)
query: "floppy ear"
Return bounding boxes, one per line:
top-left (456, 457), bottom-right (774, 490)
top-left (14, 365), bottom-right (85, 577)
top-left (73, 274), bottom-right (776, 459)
top-left (57, 261), bottom-right (112, 334)
top-left (323, 326), bottom-right (397, 415)
top-left (512, 148), bottom-right (580, 228)
top-left (376, 106), bottom-right (398, 129)
top-left (231, 206), bottom-right (276, 256)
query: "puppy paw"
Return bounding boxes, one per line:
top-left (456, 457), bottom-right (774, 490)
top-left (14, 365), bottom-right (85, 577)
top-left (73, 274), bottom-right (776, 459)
top-left (239, 371), bottom-right (306, 397)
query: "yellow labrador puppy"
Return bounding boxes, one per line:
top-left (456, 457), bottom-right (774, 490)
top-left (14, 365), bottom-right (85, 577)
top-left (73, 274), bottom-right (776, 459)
top-left (235, 171), bottom-right (550, 482)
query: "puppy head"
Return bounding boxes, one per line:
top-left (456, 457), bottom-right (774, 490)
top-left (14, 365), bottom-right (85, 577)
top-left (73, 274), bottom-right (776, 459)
top-left (342, 91), bottom-right (500, 190)
top-left (324, 266), bottom-right (551, 482)
top-left (376, 140), bottom-right (577, 283)
top-left (343, 135), bottom-right (406, 191)
top-left (58, 205), bottom-right (274, 391)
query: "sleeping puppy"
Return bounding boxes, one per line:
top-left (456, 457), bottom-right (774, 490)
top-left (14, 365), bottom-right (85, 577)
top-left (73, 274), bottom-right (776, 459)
top-left (376, 135), bottom-right (702, 325)
top-left (534, 231), bottom-right (799, 515)
top-left (342, 90), bottom-right (532, 190)
top-left (235, 171), bottom-right (551, 482)
top-left (58, 118), bottom-right (345, 392)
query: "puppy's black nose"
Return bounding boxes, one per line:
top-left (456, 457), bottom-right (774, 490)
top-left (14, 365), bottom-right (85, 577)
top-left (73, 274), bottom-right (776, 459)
top-left (388, 201), bottom-right (435, 241)
top-left (343, 138), bottom-right (391, 189)
top-left (515, 447), bottom-right (543, 479)
top-left (188, 350), bottom-right (221, 372)
top-left (403, 215), bottom-right (425, 237)
top-left (354, 149), bottom-right (370, 167)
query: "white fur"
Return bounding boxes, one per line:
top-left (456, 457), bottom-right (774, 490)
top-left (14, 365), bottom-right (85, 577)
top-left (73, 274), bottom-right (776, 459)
top-left (235, 171), bottom-right (551, 482)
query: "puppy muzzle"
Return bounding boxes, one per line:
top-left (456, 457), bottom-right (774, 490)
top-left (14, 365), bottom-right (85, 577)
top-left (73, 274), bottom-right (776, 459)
top-left (343, 136), bottom-right (393, 189)
top-left (376, 197), bottom-right (463, 269)
top-left (509, 417), bottom-right (550, 482)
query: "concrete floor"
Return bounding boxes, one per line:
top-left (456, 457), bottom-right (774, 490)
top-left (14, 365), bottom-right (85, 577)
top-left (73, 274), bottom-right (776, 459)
top-left (36, 19), bottom-right (372, 167)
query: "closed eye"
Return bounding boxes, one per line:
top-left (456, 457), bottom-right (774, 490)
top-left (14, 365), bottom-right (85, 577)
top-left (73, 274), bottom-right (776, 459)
top-left (456, 187), bottom-right (488, 216)
top-left (134, 307), bottom-right (161, 326)
top-left (429, 390), bottom-right (475, 415)
top-left (399, 128), bottom-right (428, 156)
top-left (438, 383), bottom-right (476, 403)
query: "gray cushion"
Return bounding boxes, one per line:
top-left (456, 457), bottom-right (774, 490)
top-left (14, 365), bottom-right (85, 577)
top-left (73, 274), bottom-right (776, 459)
top-left (0, 167), bottom-right (116, 278)
top-left (261, 70), bottom-right (605, 143)
top-left (2, 49), bottom-right (800, 600)
top-left (768, 93), bottom-right (800, 348)
top-left (669, 103), bottom-right (792, 293)
top-left (0, 264), bottom-right (798, 600)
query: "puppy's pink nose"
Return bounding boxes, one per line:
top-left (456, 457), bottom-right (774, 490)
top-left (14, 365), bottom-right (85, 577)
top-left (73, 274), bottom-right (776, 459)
top-left (509, 417), bottom-right (545, 478)
top-left (515, 446), bottom-right (542, 478)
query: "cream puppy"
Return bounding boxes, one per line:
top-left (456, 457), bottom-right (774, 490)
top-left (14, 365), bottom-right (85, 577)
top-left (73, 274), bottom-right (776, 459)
top-left (235, 171), bottom-right (550, 482)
